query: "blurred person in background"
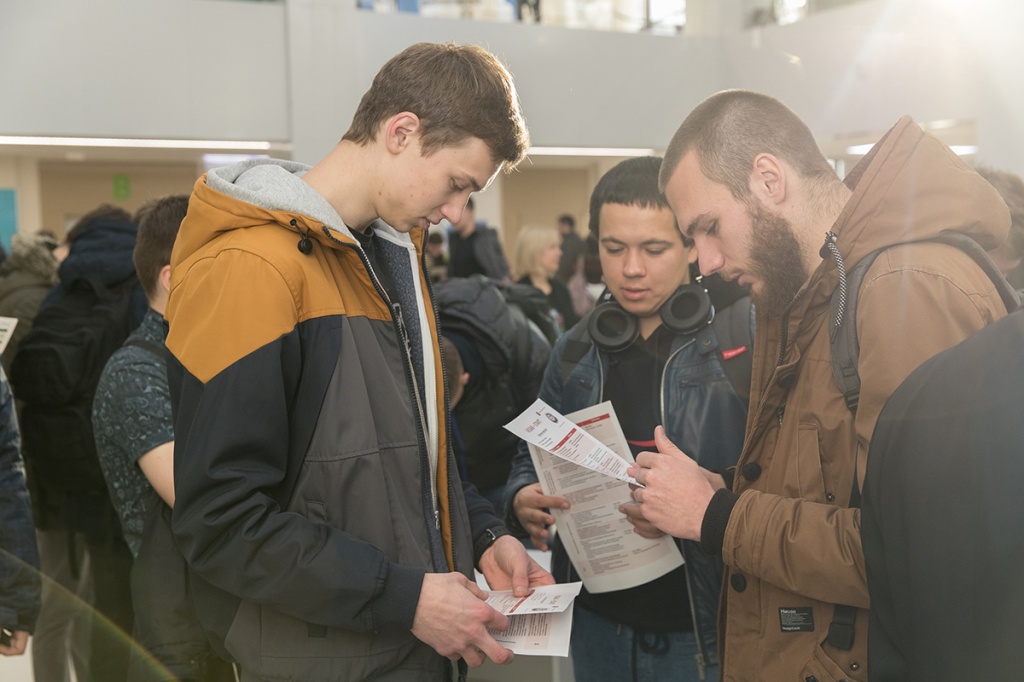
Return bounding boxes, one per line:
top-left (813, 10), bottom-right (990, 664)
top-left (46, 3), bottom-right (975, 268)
top-left (447, 197), bottom-right (511, 281)
top-left (555, 213), bottom-right (584, 284)
top-left (976, 165), bottom-right (1024, 289)
top-left (514, 224), bottom-right (579, 333)
top-left (424, 230), bottom-right (448, 283)
top-left (434, 275), bottom-right (552, 510)
top-left (0, 233), bottom-right (59, 373)
top-left (12, 203), bottom-right (146, 682)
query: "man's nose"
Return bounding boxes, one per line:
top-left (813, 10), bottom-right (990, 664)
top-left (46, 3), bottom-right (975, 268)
top-left (696, 240), bottom-right (723, 276)
top-left (623, 250), bottom-right (645, 276)
top-left (441, 202), bottom-right (464, 225)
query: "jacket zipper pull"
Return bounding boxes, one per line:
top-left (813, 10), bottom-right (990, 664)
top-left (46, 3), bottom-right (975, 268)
top-left (434, 509), bottom-right (440, 530)
top-left (392, 302), bottom-right (412, 354)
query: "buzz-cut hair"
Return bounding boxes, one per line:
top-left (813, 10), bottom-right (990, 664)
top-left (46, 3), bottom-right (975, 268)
top-left (659, 90), bottom-right (836, 200)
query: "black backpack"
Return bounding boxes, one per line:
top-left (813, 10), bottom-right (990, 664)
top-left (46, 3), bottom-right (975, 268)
top-left (822, 231), bottom-right (1021, 652)
top-left (10, 275), bottom-right (141, 496)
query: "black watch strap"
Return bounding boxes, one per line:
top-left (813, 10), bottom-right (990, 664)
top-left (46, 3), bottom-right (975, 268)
top-left (474, 526), bottom-right (512, 563)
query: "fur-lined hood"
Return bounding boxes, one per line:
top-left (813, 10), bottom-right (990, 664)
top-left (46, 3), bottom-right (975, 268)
top-left (0, 233), bottom-right (59, 285)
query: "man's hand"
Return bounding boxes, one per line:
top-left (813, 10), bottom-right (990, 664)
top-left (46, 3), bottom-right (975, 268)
top-left (618, 502), bottom-right (667, 539)
top-left (478, 534), bottom-right (555, 596)
top-left (512, 483), bottom-right (569, 551)
top-left (625, 426), bottom-right (716, 541)
top-left (0, 629), bottom-right (28, 656)
top-left (411, 572), bottom-right (512, 668)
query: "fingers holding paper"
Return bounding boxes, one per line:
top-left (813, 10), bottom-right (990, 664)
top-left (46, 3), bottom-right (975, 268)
top-left (625, 426), bottom-right (716, 541)
top-left (512, 483), bottom-right (569, 551)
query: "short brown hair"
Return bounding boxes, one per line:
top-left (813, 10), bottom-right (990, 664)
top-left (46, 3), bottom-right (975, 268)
top-left (660, 90), bottom-right (837, 200)
top-left (132, 195), bottom-right (189, 299)
top-left (976, 165), bottom-right (1024, 257)
top-left (342, 42), bottom-right (530, 170)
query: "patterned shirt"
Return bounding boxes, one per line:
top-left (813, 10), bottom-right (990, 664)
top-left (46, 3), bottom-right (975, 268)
top-left (93, 308), bottom-right (172, 557)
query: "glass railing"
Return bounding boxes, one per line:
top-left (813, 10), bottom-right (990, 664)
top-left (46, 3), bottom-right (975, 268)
top-left (359, 0), bottom-right (686, 35)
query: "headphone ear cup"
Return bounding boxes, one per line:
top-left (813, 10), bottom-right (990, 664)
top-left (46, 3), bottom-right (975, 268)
top-left (661, 284), bottom-right (714, 335)
top-left (588, 301), bottom-right (639, 353)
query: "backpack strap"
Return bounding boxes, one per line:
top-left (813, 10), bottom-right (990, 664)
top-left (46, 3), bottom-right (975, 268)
top-left (828, 232), bottom-right (1021, 413)
top-left (558, 322), bottom-right (592, 386)
top-left (828, 248), bottom-right (885, 413)
top-left (123, 337), bottom-right (166, 362)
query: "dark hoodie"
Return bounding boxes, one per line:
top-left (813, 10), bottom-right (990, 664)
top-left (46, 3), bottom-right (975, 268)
top-left (45, 217), bottom-right (146, 325)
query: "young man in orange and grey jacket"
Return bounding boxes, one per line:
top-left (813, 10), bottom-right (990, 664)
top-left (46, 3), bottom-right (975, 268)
top-left (623, 90), bottom-right (1011, 681)
top-left (165, 43), bottom-right (552, 682)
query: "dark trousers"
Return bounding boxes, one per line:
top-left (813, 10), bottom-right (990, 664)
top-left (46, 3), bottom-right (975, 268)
top-left (83, 530), bottom-right (135, 682)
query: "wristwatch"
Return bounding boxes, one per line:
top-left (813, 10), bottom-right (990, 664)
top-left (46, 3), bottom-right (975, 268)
top-left (474, 526), bottom-right (512, 562)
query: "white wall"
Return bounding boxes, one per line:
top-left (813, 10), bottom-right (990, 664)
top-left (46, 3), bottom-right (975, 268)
top-left (0, 0), bottom-right (290, 141)
top-left (3, 0), bottom-right (1024, 213)
top-left (717, 0), bottom-right (1024, 175)
top-left (285, 0), bottom-right (723, 164)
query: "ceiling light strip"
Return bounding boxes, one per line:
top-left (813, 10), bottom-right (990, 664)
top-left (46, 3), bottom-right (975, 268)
top-left (527, 146), bottom-right (656, 157)
top-left (846, 143), bottom-right (977, 156)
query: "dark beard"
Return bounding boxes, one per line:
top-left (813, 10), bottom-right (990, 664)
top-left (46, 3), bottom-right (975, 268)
top-left (747, 203), bottom-right (809, 315)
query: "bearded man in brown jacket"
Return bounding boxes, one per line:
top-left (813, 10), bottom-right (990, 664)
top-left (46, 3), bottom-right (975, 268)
top-left (621, 90), bottom-right (1011, 681)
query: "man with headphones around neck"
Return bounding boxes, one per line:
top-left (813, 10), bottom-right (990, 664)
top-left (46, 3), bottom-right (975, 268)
top-left (503, 156), bottom-right (753, 681)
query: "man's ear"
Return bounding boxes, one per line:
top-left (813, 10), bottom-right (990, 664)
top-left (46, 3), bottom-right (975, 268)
top-left (383, 112), bottom-right (421, 156)
top-left (158, 264), bottom-right (172, 295)
top-left (748, 153), bottom-right (787, 207)
top-left (686, 242), bottom-right (699, 266)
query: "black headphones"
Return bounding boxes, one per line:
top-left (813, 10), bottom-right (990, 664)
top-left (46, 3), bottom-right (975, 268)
top-left (587, 282), bottom-right (714, 352)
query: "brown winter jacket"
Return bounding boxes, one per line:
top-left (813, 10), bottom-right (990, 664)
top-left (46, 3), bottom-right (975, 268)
top-left (708, 117), bottom-right (1010, 681)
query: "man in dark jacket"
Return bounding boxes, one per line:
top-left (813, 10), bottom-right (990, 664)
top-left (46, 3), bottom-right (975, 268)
top-left (165, 43), bottom-right (550, 682)
top-left (506, 157), bottom-right (753, 681)
top-left (862, 309), bottom-right (1024, 681)
top-left (447, 197), bottom-right (511, 281)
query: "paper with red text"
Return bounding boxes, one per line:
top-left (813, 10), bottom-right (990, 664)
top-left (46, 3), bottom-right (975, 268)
top-left (506, 400), bottom-right (684, 594)
top-left (485, 583), bottom-right (580, 657)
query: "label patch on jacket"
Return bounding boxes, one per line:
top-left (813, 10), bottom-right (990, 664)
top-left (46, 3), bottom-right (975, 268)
top-left (722, 345), bottom-right (748, 360)
top-left (779, 607), bottom-right (814, 632)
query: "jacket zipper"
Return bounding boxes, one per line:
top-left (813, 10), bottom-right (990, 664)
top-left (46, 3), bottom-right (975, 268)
top-left (659, 337), bottom-right (706, 678)
top-left (326, 226), bottom-right (445, 570)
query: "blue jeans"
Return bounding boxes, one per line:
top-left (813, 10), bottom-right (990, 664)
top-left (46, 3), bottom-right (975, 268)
top-left (570, 603), bottom-right (718, 682)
